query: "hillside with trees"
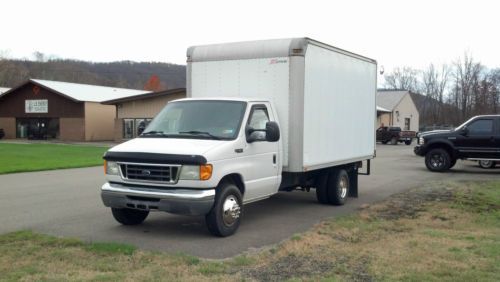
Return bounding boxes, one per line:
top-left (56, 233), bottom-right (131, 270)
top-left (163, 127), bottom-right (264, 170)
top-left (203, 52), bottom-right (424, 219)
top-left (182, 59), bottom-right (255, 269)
top-left (0, 53), bottom-right (186, 91)
top-left (384, 54), bottom-right (500, 128)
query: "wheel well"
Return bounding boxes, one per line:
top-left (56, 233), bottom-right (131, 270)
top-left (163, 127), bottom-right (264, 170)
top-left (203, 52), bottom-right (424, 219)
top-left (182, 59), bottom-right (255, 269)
top-left (426, 143), bottom-right (456, 159)
top-left (219, 174), bottom-right (245, 196)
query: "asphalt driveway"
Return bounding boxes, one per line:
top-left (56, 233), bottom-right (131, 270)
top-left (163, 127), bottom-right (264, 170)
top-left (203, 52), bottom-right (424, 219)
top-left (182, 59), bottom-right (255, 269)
top-left (0, 144), bottom-right (498, 258)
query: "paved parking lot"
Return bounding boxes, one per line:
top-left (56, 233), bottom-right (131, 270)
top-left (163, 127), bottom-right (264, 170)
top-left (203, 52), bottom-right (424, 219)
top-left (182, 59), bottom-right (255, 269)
top-left (0, 144), bottom-right (498, 258)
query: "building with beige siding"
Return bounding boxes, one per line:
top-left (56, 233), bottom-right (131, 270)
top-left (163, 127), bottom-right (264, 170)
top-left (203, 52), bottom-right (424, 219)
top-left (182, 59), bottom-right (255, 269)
top-left (377, 90), bottom-right (420, 131)
top-left (102, 88), bottom-right (186, 141)
top-left (0, 79), bottom-right (150, 141)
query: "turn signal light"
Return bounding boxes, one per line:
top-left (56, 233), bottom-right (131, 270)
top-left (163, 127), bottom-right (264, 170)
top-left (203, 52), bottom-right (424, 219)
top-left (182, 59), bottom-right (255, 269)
top-left (200, 164), bottom-right (213, 180)
top-left (103, 160), bottom-right (107, 175)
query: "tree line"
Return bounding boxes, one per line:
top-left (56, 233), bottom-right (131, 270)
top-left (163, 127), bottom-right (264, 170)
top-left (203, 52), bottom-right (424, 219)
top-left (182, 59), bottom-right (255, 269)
top-left (0, 52), bottom-right (186, 91)
top-left (384, 54), bottom-right (500, 128)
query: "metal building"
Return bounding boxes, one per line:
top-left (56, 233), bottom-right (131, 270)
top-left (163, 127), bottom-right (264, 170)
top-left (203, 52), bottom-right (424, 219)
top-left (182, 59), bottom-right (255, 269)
top-left (0, 79), bottom-right (150, 141)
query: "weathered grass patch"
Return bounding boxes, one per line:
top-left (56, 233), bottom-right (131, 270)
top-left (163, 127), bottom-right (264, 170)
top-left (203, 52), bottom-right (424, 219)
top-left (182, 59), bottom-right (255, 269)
top-left (0, 181), bottom-right (498, 281)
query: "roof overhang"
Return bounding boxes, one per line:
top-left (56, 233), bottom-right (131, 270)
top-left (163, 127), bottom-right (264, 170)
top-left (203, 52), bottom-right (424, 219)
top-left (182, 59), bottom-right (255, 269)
top-left (101, 88), bottom-right (186, 105)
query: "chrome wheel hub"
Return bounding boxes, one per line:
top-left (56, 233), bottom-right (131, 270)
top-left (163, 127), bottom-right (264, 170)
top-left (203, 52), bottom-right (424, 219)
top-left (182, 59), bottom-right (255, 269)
top-left (430, 154), bottom-right (444, 168)
top-left (222, 195), bottom-right (241, 226)
top-left (340, 176), bottom-right (348, 198)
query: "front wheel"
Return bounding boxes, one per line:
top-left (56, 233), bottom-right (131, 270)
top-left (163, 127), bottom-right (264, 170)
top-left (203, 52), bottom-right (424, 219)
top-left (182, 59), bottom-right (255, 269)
top-left (478, 160), bottom-right (496, 169)
top-left (206, 182), bottom-right (242, 237)
top-left (425, 148), bottom-right (451, 172)
top-left (111, 208), bottom-right (149, 225)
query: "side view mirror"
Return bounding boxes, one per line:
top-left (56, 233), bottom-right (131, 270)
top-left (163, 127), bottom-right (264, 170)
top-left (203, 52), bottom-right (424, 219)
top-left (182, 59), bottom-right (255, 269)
top-left (459, 127), bottom-right (469, 136)
top-left (245, 121), bottom-right (280, 143)
top-left (265, 121), bottom-right (280, 142)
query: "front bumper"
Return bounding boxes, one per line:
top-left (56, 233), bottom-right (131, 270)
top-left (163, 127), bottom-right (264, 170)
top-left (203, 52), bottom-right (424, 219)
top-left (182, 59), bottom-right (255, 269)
top-left (101, 182), bottom-right (215, 216)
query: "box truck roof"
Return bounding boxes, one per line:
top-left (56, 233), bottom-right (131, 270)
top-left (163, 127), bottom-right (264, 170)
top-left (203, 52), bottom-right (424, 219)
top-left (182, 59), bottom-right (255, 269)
top-left (187, 37), bottom-right (376, 64)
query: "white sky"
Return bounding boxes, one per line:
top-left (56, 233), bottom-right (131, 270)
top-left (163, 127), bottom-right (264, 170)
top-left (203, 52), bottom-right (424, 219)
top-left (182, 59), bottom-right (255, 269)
top-left (1, 0), bottom-right (499, 75)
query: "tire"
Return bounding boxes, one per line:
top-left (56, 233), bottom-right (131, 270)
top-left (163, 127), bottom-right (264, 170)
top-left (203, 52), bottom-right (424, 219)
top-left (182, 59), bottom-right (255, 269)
top-left (425, 148), bottom-right (451, 172)
top-left (327, 169), bottom-right (350, 205)
top-left (111, 208), bottom-right (149, 225)
top-left (315, 171), bottom-right (330, 204)
top-left (390, 137), bottom-right (398, 145)
top-left (405, 140), bottom-right (412, 145)
top-left (478, 160), bottom-right (495, 169)
top-left (206, 182), bottom-right (242, 237)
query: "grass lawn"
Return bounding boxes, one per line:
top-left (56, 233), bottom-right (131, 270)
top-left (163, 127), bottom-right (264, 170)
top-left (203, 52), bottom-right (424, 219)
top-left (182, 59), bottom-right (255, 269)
top-left (0, 181), bottom-right (499, 281)
top-left (0, 143), bottom-right (108, 174)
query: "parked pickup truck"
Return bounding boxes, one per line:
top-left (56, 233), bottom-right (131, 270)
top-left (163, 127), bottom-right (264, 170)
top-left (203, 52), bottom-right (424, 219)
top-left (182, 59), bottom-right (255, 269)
top-left (101, 38), bottom-right (377, 236)
top-left (376, 126), bottom-right (416, 145)
top-left (414, 115), bottom-right (500, 172)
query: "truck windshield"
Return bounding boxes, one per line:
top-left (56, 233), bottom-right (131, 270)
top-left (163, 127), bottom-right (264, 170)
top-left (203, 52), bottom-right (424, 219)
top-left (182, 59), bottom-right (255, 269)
top-left (454, 117), bottom-right (476, 131)
top-left (141, 100), bottom-right (247, 140)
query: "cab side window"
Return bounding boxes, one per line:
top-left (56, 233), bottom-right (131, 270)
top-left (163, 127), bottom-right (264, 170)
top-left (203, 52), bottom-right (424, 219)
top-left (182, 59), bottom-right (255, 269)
top-left (467, 119), bottom-right (493, 135)
top-left (247, 106), bottom-right (270, 141)
top-left (248, 107), bottom-right (269, 130)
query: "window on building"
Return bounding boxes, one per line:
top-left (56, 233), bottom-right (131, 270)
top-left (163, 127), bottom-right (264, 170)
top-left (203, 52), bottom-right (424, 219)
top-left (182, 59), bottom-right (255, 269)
top-left (123, 119), bottom-right (135, 139)
top-left (404, 118), bottom-right (410, 130)
top-left (123, 118), bottom-right (153, 139)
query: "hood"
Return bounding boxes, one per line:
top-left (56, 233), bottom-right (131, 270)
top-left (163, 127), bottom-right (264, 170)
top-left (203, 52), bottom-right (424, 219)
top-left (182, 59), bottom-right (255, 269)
top-left (419, 129), bottom-right (451, 137)
top-left (109, 137), bottom-right (226, 157)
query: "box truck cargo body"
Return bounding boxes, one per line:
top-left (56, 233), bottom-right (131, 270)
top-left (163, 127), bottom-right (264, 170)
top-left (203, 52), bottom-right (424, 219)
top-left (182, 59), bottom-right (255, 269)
top-left (187, 38), bottom-right (377, 172)
top-left (101, 38), bottom-right (377, 236)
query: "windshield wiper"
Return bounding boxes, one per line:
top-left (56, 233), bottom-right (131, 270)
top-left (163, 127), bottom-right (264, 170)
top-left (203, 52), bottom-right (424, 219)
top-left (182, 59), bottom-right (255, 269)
top-left (178, 131), bottom-right (223, 140)
top-left (141, 130), bottom-right (170, 137)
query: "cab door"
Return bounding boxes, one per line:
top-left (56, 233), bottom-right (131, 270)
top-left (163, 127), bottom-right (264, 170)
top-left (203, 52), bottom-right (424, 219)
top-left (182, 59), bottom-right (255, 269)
top-left (455, 118), bottom-right (496, 158)
top-left (240, 103), bottom-right (280, 202)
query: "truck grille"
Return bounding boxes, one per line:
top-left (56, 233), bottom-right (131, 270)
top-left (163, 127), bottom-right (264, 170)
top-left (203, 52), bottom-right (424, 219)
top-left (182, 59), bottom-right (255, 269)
top-left (119, 163), bottom-right (180, 184)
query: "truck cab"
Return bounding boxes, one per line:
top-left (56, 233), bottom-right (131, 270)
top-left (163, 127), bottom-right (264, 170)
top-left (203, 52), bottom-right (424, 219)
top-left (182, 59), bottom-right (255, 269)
top-left (414, 115), bottom-right (500, 172)
top-left (102, 98), bottom-right (282, 236)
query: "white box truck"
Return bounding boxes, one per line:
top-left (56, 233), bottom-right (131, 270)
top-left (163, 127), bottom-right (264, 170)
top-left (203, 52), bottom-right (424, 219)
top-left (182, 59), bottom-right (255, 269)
top-left (101, 38), bottom-right (377, 236)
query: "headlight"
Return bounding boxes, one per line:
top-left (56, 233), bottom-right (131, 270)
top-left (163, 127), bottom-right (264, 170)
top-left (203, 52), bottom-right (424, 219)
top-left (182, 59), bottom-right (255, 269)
top-left (179, 164), bottom-right (213, 181)
top-left (105, 161), bottom-right (120, 175)
top-left (419, 137), bottom-right (425, 145)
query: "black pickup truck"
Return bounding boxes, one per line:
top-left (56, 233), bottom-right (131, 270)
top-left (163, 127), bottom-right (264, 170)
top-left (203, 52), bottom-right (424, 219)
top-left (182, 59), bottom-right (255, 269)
top-left (414, 115), bottom-right (500, 172)
top-left (376, 126), bottom-right (416, 145)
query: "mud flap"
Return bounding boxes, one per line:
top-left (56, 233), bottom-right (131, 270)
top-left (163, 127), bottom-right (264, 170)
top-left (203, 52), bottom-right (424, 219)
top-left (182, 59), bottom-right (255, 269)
top-left (349, 166), bottom-right (359, 198)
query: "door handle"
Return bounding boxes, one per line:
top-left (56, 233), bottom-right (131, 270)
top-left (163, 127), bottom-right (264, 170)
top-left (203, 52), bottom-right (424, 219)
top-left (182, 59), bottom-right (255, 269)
top-left (235, 148), bottom-right (244, 153)
top-left (273, 154), bottom-right (276, 164)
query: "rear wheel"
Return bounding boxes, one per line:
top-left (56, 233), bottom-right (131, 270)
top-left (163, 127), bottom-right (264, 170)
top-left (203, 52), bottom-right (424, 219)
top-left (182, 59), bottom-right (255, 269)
top-left (206, 182), bottom-right (242, 237)
top-left (111, 208), bottom-right (149, 225)
top-left (479, 160), bottom-right (496, 169)
top-left (327, 169), bottom-right (350, 205)
top-left (425, 148), bottom-right (451, 172)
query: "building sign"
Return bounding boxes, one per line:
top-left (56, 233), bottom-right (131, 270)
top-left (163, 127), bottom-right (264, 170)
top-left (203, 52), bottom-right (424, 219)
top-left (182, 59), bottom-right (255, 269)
top-left (25, 100), bottom-right (48, 113)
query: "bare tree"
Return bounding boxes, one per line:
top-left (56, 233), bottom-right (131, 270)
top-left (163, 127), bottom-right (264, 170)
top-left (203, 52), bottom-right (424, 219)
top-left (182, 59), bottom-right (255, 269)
top-left (421, 64), bottom-right (450, 124)
top-left (384, 66), bottom-right (419, 92)
top-left (452, 53), bottom-right (483, 120)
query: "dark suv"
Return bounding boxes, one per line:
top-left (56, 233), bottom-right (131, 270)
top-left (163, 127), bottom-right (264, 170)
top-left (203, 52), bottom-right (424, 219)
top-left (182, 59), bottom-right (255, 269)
top-left (414, 115), bottom-right (500, 172)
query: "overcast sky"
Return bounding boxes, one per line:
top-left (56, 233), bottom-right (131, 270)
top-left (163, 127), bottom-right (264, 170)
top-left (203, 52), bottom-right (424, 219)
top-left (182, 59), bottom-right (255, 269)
top-left (1, 0), bottom-right (499, 74)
